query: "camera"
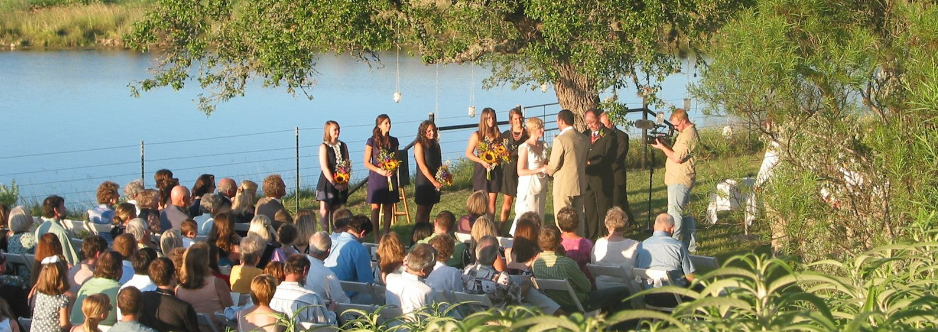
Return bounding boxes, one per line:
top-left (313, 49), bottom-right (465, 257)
top-left (635, 111), bottom-right (673, 145)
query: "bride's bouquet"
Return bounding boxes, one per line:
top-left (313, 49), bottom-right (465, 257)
top-left (477, 138), bottom-right (511, 179)
top-left (377, 148), bottom-right (400, 191)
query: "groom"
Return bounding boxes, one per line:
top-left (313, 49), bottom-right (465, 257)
top-left (546, 109), bottom-right (588, 229)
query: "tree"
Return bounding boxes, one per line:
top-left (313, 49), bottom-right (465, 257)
top-left (127, 0), bottom-right (749, 122)
top-left (691, 0), bottom-right (938, 260)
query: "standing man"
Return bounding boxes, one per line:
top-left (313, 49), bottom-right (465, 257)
top-left (581, 109), bottom-right (617, 240)
top-left (545, 109), bottom-right (588, 227)
top-left (600, 112), bottom-right (635, 223)
top-left (650, 108), bottom-right (699, 252)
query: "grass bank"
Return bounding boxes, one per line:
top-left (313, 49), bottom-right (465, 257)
top-left (0, 0), bottom-right (151, 48)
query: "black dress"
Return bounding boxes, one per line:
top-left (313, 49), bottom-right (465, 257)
top-left (500, 129), bottom-right (529, 197)
top-left (414, 142), bottom-right (442, 205)
top-left (471, 134), bottom-right (503, 194)
top-left (366, 136), bottom-right (402, 204)
top-left (316, 141), bottom-right (350, 205)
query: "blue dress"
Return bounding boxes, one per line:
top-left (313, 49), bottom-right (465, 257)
top-left (366, 136), bottom-right (401, 204)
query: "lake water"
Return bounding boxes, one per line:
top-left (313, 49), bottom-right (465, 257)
top-left (0, 50), bottom-right (707, 208)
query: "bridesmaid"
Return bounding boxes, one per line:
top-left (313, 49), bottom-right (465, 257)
top-left (499, 107), bottom-right (528, 233)
top-left (364, 114), bottom-right (400, 236)
top-left (413, 120), bottom-right (442, 224)
top-left (464, 108), bottom-right (503, 218)
top-left (316, 120), bottom-right (350, 233)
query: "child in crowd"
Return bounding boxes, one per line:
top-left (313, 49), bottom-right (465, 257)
top-left (263, 262), bottom-right (285, 284)
top-left (0, 298), bottom-right (18, 332)
top-left (180, 219), bottom-right (198, 248)
top-left (71, 294), bottom-right (110, 332)
top-left (277, 224), bottom-right (298, 255)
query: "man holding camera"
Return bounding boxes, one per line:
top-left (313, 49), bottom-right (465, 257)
top-left (650, 108), bottom-right (699, 252)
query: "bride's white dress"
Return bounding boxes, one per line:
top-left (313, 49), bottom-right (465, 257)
top-left (510, 141), bottom-right (547, 235)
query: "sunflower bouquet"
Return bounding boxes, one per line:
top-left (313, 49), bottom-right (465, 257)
top-left (377, 148), bottom-right (400, 191)
top-left (333, 160), bottom-right (350, 186)
top-left (435, 161), bottom-right (454, 189)
top-left (477, 138), bottom-right (511, 179)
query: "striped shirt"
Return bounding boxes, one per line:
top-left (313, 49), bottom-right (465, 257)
top-left (531, 251), bottom-right (591, 309)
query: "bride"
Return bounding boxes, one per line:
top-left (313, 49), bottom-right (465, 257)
top-left (509, 117), bottom-right (548, 235)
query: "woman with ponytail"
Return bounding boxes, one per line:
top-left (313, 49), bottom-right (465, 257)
top-left (70, 294), bottom-right (109, 332)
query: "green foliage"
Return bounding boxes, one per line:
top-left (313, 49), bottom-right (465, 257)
top-left (0, 181), bottom-right (19, 207)
top-left (692, 0), bottom-right (938, 260)
top-left (0, 0), bottom-right (149, 48)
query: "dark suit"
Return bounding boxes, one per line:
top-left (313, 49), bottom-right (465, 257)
top-left (583, 127), bottom-right (617, 240)
top-left (255, 197), bottom-right (293, 230)
top-left (608, 126), bottom-right (635, 223)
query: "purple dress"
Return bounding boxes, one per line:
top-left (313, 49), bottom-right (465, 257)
top-left (366, 136), bottom-right (401, 204)
top-left (561, 236), bottom-right (595, 283)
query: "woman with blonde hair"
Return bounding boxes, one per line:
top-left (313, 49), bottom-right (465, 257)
top-left (30, 255), bottom-right (72, 332)
top-left (465, 108), bottom-right (504, 218)
top-left (71, 293), bottom-right (109, 332)
top-left (457, 190), bottom-right (489, 233)
top-left (291, 210), bottom-right (317, 255)
top-left (175, 243), bottom-right (234, 326)
top-left (231, 180), bottom-right (258, 224)
top-left (376, 233), bottom-right (405, 284)
top-left (465, 216), bottom-right (506, 271)
top-left (7, 206), bottom-right (36, 255)
top-left (237, 275), bottom-right (283, 332)
top-left (511, 117), bottom-right (548, 235)
top-left (317, 121), bottom-right (350, 233)
top-left (248, 215), bottom-right (285, 269)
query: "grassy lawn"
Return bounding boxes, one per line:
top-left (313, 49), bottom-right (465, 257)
top-left (284, 131), bottom-right (771, 269)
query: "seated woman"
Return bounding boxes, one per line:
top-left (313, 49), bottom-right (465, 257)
top-left (237, 274), bottom-right (284, 332)
top-left (208, 212), bottom-right (242, 266)
top-left (465, 216), bottom-right (506, 271)
top-left (591, 207), bottom-right (640, 289)
top-left (556, 207), bottom-right (594, 285)
top-left (71, 293), bottom-right (109, 332)
top-left (457, 191), bottom-right (489, 233)
top-left (376, 233), bottom-right (405, 285)
top-left (175, 243), bottom-right (234, 329)
top-left (248, 216), bottom-right (285, 269)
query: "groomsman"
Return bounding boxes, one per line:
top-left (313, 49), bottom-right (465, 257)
top-left (582, 109), bottom-right (617, 240)
top-left (600, 112), bottom-right (635, 223)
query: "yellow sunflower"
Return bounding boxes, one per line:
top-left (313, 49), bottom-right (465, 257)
top-left (334, 173), bottom-right (349, 184)
top-left (482, 151), bottom-right (498, 164)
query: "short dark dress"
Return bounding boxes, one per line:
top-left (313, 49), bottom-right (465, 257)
top-left (366, 136), bottom-right (401, 204)
top-left (414, 142), bottom-right (442, 205)
top-left (316, 141), bottom-right (350, 205)
top-left (471, 133), bottom-right (502, 194)
top-left (500, 129), bottom-right (529, 197)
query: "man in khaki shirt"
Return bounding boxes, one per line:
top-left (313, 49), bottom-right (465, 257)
top-left (651, 108), bottom-right (698, 252)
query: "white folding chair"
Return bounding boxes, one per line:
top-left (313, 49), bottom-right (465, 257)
top-left (454, 233), bottom-right (472, 244)
top-left (497, 236), bottom-right (513, 248)
top-left (196, 313), bottom-right (220, 332)
top-left (631, 267), bottom-right (684, 312)
top-left (83, 220), bottom-right (113, 235)
top-left (218, 265), bottom-right (232, 276)
top-left (234, 223), bottom-right (250, 233)
top-left (339, 281), bottom-right (376, 305)
top-left (370, 284), bottom-right (387, 306)
top-left (689, 255), bottom-right (720, 272)
top-left (194, 235), bottom-right (209, 243)
top-left (70, 237), bottom-right (84, 251)
top-left (230, 292), bottom-right (250, 306)
top-left (531, 278), bottom-right (599, 316)
top-left (5, 252), bottom-right (32, 277)
top-left (17, 318), bottom-right (30, 332)
top-left (451, 291), bottom-right (494, 316)
top-left (336, 303), bottom-right (376, 326)
top-left (587, 263), bottom-right (646, 309)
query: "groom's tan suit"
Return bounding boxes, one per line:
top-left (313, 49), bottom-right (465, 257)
top-left (546, 127), bottom-right (588, 226)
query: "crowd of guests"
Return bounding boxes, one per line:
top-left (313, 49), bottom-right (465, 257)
top-left (0, 107), bottom-right (702, 331)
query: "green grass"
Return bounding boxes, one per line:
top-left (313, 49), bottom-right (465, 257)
top-left (1, 0), bottom-right (152, 48)
top-left (283, 128), bottom-right (771, 267)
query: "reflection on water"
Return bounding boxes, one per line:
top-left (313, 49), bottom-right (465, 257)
top-left (0, 50), bottom-right (704, 207)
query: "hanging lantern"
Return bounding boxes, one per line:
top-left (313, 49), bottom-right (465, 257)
top-left (393, 92), bottom-right (402, 103)
top-left (723, 125), bottom-right (733, 139)
top-left (540, 82), bottom-right (549, 93)
top-left (468, 105), bottom-right (476, 117)
top-left (683, 98), bottom-right (692, 110)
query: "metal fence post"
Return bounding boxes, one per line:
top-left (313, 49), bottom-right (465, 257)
top-left (295, 127), bottom-right (300, 213)
top-left (140, 141), bottom-right (145, 186)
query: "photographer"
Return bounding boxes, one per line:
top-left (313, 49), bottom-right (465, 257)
top-left (650, 108), bottom-right (699, 252)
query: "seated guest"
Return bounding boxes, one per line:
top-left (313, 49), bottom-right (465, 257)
top-left (270, 254), bottom-right (336, 325)
top-left (0, 252), bottom-right (30, 319)
top-left (592, 207), bottom-right (641, 289)
top-left (376, 233), bottom-right (405, 284)
top-left (238, 275), bottom-right (283, 332)
top-left (207, 212), bottom-right (242, 265)
top-left (112, 234), bottom-right (138, 284)
top-left (425, 234), bottom-right (463, 292)
top-left (32, 256), bottom-right (72, 332)
top-left (160, 229), bottom-right (184, 257)
top-left (255, 174), bottom-right (293, 230)
top-left (136, 189), bottom-right (162, 234)
top-left (32, 234), bottom-right (67, 287)
top-left (385, 244), bottom-right (436, 316)
top-left (197, 193), bottom-right (231, 236)
top-left (231, 235), bottom-right (266, 294)
top-left (504, 217), bottom-right (540, 273)
top-left (325, 216), bottom-right (374, 284)
top-left (410, 222), bottom-right (434, 245)
top-left (465, 216), bottom-right (506, 271)
top-left (304, 232), bottom-right (350, 305)
top-left (71, 251), bottom-right (122, 326)
top-left (89, 181), bottom-right (119, 225)
top-left (175, 243), bottom-right (234, 327)
top-left (264, 262), bottom-right (285, 284)
top-left (457, 191), bottom-right (488, 233)
top-left (461, 236), bottom-right (522, 309)
top-left (72, 293), bottom-right (109, 332)
top-left (124, 180), bottom-right (145, 215)
top-left (556, 207), bottom-right (594, 283)
top-left (126, 218), bottom-right (157, 252)
top-left (532, 226), bottom-right (630, 314)
top-left (7, 206), bottom-right (36, 255)
top-left (110, 287), bottom-right (157, 332)
top-left (190, 174), bottom-right (216, 218)
top-left (277, 223), bottom-right (298, 255)
top-left (207, 242), bottom-right (232, 287)
top-left (329, 209), bottom-right (352, 242)
top-left (35, 195), bottom-right (80, 265)
top-left (110, 203), bottom-right (136, 238)
top-left (231, 180), bottom-right (258, 225)
top-left (159, 186), bottom-right (191, 232)
top-left (417, 211), bottom-right (466, 268)
top-left (248, 215), bottom-right (285, 269)
top-left (181, 219), bottom-right (198, 248)
top-left (291, 210), bottom-right (317, 255)
top-left (119, 248), bottom-right (157, 293)
top-left (140, 257), bottom-right (200, 332)
top-left (217, 177), bottom-right (238, 204)
top-left (68, 235), bottom-right (107, 295)
top-left (635, 213), bottom-right (696, 288)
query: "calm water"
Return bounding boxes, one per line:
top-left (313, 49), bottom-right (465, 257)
top-left (0, 50), bottom-right (704, 208)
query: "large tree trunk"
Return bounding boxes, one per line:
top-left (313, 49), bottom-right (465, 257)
top-left (553, 62), bottom-right (599, 131)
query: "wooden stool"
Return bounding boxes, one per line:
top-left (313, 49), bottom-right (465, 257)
top-left (391, 186), bottom-right (412, 225)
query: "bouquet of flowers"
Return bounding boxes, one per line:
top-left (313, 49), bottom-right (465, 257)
top-left (378, 148), bottom-right (401, 191)
top-left (477, 138), bottom-right (512, 179)
top-left (333, 160), bottom-right (350, 186)
top-left (435, 161), bottom-right (454, 189)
